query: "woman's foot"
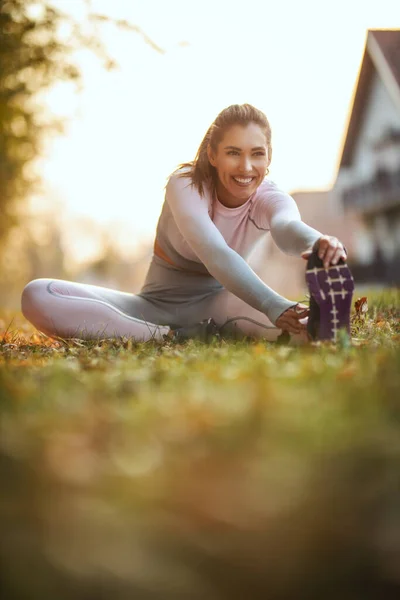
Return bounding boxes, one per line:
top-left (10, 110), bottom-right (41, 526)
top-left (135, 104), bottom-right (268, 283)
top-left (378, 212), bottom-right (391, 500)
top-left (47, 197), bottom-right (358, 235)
top-left (305, 250), bottom-right (354, 341)
top-left (166, 318), bottom-right (220, 343)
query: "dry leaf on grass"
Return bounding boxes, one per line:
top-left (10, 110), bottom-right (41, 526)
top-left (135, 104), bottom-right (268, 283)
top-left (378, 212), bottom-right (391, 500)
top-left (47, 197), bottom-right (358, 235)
top-left (354, 296), bottom-right (368, 318)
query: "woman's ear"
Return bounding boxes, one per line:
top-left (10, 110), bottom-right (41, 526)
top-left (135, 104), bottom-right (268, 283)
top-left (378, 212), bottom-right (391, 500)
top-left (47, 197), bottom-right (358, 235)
top-left (207, 145), bottom-right (216, 167)
top-left (265, 155), bottom-right (271, 176)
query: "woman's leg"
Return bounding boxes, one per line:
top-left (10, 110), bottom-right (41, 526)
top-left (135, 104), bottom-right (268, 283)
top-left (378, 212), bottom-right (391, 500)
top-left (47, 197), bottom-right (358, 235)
top-left (21, 279), bottom-right (170, 342)
top-left (206, 289), bottom-right (308, 345)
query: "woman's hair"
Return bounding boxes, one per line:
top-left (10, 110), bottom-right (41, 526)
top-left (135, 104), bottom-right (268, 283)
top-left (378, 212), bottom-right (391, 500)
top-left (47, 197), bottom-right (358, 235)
top-left (177, 103), bottom-right (272, 196)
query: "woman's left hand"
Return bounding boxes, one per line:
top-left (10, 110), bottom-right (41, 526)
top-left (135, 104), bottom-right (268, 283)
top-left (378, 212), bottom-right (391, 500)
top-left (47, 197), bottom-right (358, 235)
top-left (301, 235), bottom-right (347, 270)
top-left (275, 303), bottom-right (309, 334)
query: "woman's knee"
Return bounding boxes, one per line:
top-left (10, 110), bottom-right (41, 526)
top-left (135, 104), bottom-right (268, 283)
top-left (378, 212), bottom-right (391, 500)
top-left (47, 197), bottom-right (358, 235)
top-left (21, 278), bottom-right (52, 322)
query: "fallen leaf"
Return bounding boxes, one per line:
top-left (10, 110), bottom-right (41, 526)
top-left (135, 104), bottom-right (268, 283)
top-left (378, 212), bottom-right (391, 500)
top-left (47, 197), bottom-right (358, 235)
top-left (354, 296), bottom-right (368, 318)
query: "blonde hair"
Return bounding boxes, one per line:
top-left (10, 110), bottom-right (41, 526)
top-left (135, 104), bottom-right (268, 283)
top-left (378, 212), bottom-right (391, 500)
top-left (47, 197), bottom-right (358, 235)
top-left (177, 104), bottom-right (272, 196)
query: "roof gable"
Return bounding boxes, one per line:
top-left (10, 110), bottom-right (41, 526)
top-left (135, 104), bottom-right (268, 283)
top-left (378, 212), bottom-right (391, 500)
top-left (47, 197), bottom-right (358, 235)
top-left (371, 30), bottom-right (400, 90)
top-left (339, 29), bottom-right (400, 168)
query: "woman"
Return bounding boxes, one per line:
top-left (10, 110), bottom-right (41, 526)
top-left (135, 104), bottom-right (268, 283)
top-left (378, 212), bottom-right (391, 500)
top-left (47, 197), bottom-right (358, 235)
top-left (21, 104), bottom-right (353, 344)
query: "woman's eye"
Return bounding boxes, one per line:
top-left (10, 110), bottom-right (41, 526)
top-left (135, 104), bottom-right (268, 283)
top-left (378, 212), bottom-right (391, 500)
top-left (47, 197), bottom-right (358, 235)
top-left (227, 151), bottom-right (265, 157)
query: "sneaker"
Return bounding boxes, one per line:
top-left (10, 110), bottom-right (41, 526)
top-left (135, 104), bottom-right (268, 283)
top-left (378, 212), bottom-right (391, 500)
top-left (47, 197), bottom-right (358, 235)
top-left (167, 318), bottom-right (220, 343)
top-left (305, 250), bottom-right (355, 341)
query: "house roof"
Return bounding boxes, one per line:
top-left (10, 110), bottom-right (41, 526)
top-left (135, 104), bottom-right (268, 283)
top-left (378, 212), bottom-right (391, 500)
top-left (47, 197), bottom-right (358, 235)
top-left (371, 30), bottom-right (400, 90)
top-left (339, 29), bottom-right (400, 168)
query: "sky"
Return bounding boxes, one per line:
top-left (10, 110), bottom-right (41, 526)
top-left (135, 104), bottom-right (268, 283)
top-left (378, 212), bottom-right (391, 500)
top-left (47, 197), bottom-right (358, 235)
top-left (37, 0), bottom-right (400, 263)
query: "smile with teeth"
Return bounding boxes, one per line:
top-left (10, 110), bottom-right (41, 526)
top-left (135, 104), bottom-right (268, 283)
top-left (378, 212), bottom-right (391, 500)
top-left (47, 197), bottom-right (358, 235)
top-left (232, 176), bottom-right (255, 185)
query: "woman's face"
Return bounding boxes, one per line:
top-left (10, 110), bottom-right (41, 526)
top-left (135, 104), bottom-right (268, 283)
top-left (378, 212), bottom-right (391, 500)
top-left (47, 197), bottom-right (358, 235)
top-left (207, 122), bottom-right (270, 207)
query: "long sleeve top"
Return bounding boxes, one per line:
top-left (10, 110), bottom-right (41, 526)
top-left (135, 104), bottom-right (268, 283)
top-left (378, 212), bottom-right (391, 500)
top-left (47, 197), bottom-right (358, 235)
top-left (154, 171), bottom-right (322, 324)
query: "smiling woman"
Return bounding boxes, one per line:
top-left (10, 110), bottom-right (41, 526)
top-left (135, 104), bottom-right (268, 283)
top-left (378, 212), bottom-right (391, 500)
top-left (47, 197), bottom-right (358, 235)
top-left (207, 123), bottom-right (270, 208)
top-left (179, 104), bottom-right (272, 202)
top-left (21, 104), bottom-right (353, 344)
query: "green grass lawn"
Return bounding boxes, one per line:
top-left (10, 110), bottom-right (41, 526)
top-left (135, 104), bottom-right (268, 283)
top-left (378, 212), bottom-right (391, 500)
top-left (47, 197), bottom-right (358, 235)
top-left (0, 288), bottom-right (399, 599)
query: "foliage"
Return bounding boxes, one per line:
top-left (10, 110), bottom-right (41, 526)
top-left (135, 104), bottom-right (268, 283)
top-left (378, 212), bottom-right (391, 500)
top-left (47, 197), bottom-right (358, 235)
top-left (0, 0), bottom-right (161, 246)
top-left (0, 289), bottom-right (399, 598)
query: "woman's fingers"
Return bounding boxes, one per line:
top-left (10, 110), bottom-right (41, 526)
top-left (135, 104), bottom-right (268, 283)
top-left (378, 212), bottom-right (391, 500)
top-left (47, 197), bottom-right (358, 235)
top-left (276, 314), bottom-right (295, 333)
top-left (295, 302), bottom-right (309, 315)
top-left (278, 321), bottom-right (300, 334)
top-left (276, 305), bottom-right (309, 334)
top-left (331, 246), bottom-right (347, 265)
top-left (318, 237), bottom-right (336, 268)
top-left (314, 235), bottom-right (347, 269)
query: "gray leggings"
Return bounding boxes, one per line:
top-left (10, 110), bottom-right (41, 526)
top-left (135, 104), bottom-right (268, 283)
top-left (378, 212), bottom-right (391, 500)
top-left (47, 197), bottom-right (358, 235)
top-left (21, 257), bottom-right (307, 343)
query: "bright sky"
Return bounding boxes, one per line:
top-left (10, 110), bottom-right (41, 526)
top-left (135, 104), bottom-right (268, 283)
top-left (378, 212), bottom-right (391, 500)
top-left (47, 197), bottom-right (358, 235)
top-left (39, 0), bottom-right (400, 261)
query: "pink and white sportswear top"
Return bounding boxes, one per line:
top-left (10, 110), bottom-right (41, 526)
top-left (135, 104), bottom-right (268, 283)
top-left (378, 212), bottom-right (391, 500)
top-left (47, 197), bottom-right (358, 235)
top-left (155, 171), bottom-right (322, 324)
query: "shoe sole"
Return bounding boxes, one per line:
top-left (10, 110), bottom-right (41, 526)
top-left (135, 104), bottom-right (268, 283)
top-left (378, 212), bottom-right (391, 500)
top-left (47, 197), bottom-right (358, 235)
top-left (306, 262), bottom-right (355, 341)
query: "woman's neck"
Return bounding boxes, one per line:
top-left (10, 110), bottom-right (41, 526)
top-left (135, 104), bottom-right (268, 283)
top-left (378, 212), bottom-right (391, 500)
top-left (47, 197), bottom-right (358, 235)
top-left (215, 180), bottom-right (250, 208)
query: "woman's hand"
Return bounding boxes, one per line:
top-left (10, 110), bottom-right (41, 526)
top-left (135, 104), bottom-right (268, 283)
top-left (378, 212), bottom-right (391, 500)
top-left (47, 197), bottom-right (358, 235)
top-left (275, 303), bottom-right (309, 335)
top-left (301, 235), bottom-right (347, 269)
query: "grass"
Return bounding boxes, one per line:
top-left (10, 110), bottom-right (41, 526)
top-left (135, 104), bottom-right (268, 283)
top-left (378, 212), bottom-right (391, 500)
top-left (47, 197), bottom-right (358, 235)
top-left (0, 288), bottom-right (399, 599)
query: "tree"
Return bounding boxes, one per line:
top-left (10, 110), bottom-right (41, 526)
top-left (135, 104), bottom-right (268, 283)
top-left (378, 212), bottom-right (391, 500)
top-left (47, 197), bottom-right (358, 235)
top-left (0, 0), bottom-right (162, 246)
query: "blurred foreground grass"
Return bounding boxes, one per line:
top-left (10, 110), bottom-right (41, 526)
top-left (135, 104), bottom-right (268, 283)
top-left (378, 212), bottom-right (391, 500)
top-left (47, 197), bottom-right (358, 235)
top-left (0, 288), bottom-right (399, 599)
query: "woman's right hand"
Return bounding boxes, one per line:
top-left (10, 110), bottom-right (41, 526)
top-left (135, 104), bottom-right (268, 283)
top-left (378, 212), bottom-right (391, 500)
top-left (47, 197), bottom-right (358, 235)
top-left (275, 303), bottom-right (309, 334)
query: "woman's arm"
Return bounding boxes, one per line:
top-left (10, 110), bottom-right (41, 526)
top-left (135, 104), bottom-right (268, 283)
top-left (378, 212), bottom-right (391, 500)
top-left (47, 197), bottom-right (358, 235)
top-left (265, 192), bottom-right (322, 256)
top-left (265, 191), bottom-right (347, 267)
top-left (165, 174), bottom-right (297, 325)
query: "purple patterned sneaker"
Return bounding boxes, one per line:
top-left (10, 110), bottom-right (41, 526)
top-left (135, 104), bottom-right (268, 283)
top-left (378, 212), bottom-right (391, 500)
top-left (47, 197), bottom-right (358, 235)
top-left (305, 250), bottom-right (355, 342)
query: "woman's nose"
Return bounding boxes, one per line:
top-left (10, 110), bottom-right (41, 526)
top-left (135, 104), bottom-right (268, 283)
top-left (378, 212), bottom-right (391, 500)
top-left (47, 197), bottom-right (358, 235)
top-left (239, 155), bottom-right (252, 172)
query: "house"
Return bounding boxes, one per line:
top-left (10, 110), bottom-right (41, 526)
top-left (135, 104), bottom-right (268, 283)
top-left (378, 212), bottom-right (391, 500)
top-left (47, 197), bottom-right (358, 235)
top-left (333, 29), bottom-right (400, 285)
top-left (257, 28), bottom-right (400, 297)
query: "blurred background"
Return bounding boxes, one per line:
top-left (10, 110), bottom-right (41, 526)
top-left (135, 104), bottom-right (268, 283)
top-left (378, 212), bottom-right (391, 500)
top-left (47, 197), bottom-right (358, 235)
top-left (1, 0), bottom-right (400, 308)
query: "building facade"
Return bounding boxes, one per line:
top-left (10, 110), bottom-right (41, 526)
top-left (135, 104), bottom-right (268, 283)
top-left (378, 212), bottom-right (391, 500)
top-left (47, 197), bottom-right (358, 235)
top-left (333, 29), bottom-right (400, 284)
